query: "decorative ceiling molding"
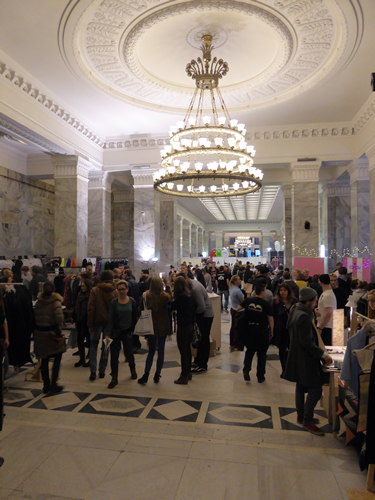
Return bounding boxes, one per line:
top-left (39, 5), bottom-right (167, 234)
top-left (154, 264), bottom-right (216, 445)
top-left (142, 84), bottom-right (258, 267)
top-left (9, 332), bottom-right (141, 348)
top-left (52, 155), bottom-right (93, 180)
top-left (104, 137), bottom-right (169, 149)
top-left (131, 168), bottom-right (158, 187)
top-left (347, 158), bottom-right (369, 183)
top-left (353, 94), bottom-right (375, 134)
top-left (290, 163), bottom-right (321, 182)
top-left (88, 170), bottom-right (114, 191)
top-left (73, 0), bottom-right (349, 113)
top-left (0, 61), bottom-right (105, 148)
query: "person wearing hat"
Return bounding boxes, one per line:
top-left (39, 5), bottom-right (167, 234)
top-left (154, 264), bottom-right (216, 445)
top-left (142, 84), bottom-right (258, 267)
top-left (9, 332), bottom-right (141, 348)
top-left (282, 287), bottom-right (333, 436)
top-left (316, 274), bottom-right (337, 346)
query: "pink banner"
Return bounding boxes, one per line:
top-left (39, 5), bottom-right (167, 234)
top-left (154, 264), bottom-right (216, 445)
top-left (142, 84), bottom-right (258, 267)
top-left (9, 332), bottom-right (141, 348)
top-left (293, 258), bottom-right (325, 276)
top-left (343, 258), bottom-right (371, 282)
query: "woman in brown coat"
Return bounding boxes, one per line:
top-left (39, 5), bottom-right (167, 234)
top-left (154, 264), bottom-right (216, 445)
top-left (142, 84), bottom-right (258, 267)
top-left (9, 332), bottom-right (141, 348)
top-left (34, 282), bottom-right (65, 393)
top-left (138, 277), bottom-right (172, 384)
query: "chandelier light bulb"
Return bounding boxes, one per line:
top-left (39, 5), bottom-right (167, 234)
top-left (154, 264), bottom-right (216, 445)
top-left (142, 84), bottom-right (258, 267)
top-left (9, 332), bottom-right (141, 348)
top-left (242, 180), bottom-right (249, 188)
top-left (170, 125), bottom-right (178, 133)
top-left (233, 183), bottom-right (240, 190)
top-left (218, 117), bottom-right (226, 126)
top-left (176, 121), bottom-right (184, 129)
top-left (177, 184), bottom-right (184, 192)
top-left (230, 119), bottom-right (238, 128)
top-left (195, 162), bottom-right (203, 171)
top-left (251, 149), bottom-right (256, 157)
top-left (165, 145), bottom-right (172, 153)
top-left (222, 184), bottom-right (229, 192)
top-left (205, 140), bottom-right (211, 148)
top-left (207, 162), bottom-right (214, 171)
top-left (203, 116), bottom-right (211, 125)
top-left (181, 139), bottom-right (188, 147)
top-left (210, 185), bottom-right (217, 192)
top-left (238, 123), bottom-right (245, 131)
top-left (167, 182), bottom-right (174, 189)
top-left (187, 185), bottom-right (193, 192)
top-left (226, 163), bottom-right (233, 172)
top-left (192, 140), bottom-right (198, 148)
top-left (219, 161), bottom-right (226, 170)
top-left (173, 159), bottom-right (180, 167)
top-left (199, 185), bottom-right (205, 193)
top-left (167, 166), bottom-right (175, 175)
top-left (238, 165), bottom-right (246, 173)
top-left (228, 137), bottom-right (236, 148)
top-left (242, 128), bottom-right (247, 136)
top-left (189, 117), bottom-right (196, 126)
top-left (160, 149), bottom-right (167, 157)
top-left (246, 145), bottom-right (254, 154)
top-left (240, 157), bottom-right (246, 164)
top-left (199, 137), bottom-right (207, 146)
top-left (181, 162), bottom-right (190, 172)
top-left (214, 137), bottom-right (223, 147)
top-left (160, 182), bottom-right (166, 187)
top-left (211, 161), bottom-right (218, 171)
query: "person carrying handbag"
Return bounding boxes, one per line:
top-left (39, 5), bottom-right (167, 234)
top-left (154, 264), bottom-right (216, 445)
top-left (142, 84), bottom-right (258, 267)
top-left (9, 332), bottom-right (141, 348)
top-left (105, 280), bottom-right (138, 388)
top-left (138, 277), bottom-right (172, 385)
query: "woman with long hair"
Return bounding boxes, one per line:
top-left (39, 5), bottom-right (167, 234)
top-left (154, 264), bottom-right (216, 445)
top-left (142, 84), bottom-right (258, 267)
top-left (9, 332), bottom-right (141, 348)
top-left (170, 276), bottom-right (196, 384)
top-left (229, 275), bottom-right (245, 351)
top-left (74, 279), bottom-right (92, 367)
top-left (195, 269), bottom-right (206, 288)
top-left (138, 277), bottom-right (172, 385)
top-left (34, 281), bottom-right (65, 393)
top-left (272, 283), bottom-right (298, 371)
top-left (105, 280), bottom-right (138, 388)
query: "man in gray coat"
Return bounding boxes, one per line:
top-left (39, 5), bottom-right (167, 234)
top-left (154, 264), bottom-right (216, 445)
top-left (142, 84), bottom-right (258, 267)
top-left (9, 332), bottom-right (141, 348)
top-left (282, 287), bottom-right (333, 436)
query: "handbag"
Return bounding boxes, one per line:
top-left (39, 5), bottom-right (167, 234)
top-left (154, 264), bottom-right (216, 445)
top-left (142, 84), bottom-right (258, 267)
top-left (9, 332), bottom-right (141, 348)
top-left (133, 293), bottom-right (155, 336)
top-left (192, 322), bottom-right (202, 348)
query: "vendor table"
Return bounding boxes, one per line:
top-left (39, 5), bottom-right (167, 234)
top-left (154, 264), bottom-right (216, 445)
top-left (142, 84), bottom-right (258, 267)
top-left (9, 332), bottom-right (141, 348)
top-left (324, 346), bottom-right (346, 430)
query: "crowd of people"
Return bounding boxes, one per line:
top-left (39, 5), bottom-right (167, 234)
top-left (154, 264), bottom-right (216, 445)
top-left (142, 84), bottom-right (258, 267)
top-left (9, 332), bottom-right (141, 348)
top-left (1, 258), bottom-right (374, 437)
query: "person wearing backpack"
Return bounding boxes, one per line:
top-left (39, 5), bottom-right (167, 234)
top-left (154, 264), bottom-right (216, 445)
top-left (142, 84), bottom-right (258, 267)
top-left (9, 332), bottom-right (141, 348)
top-left (237, 282), bottom-right (274, 383)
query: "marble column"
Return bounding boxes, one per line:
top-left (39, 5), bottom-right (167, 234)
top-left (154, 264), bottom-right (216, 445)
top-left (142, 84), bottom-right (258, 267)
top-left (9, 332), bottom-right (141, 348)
top-left (203, 230), bottom-right (209, 256)
top-left (291, 162), bottom-right (320, 262)
top-left (132, 170), bottom-right (160, 278)
top-left (112, 189), bottom-right (134, 264)
top-left (322, 182), bottom-right (337, 271)
top-left (191, 224), bottom-right (198, 257)
top-left (176, 215), bottom-right (182, 263)
top-left (208, 232), bottom-right (215, 254)
top-left (333, 182), bottom-right (351, 258)
top-left (198, 227), bottom-right (204, 256)
top-left (282, 184), bottom-right (292, 268)
top-left (52, 155), bottom-right (91, 262)
top-left (348, 158), bottom-right (370, 255)
top-left (366, 146), bottom-right (375, 281)
top-left (160, 195), bottom-right (177, 274)
top-left (215, 230), bottom-right (223, 249)
top-left (88, 171), bottom-right (113, 257)
top-left (182, 219), bottom-right (191, 258)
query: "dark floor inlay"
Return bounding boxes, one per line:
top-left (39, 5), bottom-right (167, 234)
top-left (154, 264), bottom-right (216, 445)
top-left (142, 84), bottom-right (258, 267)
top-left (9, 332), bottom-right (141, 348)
top-left (205, 402), bottom-right (273, 428)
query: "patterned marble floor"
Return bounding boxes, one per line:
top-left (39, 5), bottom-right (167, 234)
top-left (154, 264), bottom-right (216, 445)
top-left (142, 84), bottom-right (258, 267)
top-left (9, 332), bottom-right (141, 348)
top-left (0, 313), bottom-right (369, 499)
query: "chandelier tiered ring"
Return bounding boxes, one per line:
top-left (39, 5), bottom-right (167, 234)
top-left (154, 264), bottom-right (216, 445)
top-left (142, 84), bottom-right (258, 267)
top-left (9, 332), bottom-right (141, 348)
top-left (153, 35), bottom-right (263, 198)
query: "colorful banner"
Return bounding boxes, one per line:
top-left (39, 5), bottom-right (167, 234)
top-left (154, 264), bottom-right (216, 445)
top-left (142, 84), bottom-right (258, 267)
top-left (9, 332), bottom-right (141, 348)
top-left (343, 258), bottom-right (371, 282)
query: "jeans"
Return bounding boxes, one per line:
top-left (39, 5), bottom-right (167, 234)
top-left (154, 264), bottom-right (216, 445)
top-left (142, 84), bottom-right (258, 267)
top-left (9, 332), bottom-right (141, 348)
top-left (110, 332), bottom-right (135, 378)
top-left (218, 290), bottom-right (229, 311)
top-left (41, 352), bottom-right (62, 388)
top-left (230, 308), bottom-right (242, 348)
top-left (144, 335), bottom-right (166, 376)
top-left (194, 316), bottom-right (213, 369)
top-left (89, 323), bottom-right (108, 375)
top-left (177, 324), bottom-right (193, 377)
top-left (295, 383), bottom-right (322, 422)
top-left (243, 335), bottom-right (269, 379)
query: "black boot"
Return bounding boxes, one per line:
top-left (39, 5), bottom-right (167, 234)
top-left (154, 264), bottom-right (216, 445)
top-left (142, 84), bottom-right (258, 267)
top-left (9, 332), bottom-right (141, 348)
top-left (130, 366), bottom-right (137, 380)
top-left (74, 346), bottom-right (85, 367)
top-left (108, 377), bottom-right (118, 389)
top-left (138, 373), bottom-right (148, 385)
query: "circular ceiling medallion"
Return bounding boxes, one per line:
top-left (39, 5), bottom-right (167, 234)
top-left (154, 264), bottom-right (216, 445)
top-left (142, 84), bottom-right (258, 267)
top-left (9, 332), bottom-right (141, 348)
top-left (73, 0), bottom-right (348, 113)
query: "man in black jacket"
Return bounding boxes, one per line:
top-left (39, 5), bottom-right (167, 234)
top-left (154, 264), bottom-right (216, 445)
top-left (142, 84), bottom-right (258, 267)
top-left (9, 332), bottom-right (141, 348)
top-left (282, 287), bottom-right (333, 436)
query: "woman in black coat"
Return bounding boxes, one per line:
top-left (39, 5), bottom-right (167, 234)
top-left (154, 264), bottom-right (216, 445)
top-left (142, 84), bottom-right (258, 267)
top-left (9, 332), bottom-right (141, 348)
top-left (74, 279), bottom-right (92, 367)
top-left (272, 283), bottom-right (297, 371)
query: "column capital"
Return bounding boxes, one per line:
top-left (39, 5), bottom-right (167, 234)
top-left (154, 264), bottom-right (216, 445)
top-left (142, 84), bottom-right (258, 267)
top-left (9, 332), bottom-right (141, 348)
top-left (88, 171), bottom-right (114, 191)
top-left (52, 154), bottom-right (93, 181)
top-left (131, 168), bottom-right (158, 187)
top-left (282, 183), bottom-right (292, 197)
top-left (113, 188), bottom-right (134, 203)
top-left (290, 162), bottom-right (321, 182)
top-left (366, 144), bottom-right (375, 170)
top-left (347, 158), bottom-right (369, 183)
top-left (182, 218), bottom-right (192, 228)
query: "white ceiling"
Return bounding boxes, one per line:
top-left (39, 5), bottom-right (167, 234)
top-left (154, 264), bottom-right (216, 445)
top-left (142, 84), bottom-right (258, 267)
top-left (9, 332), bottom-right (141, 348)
top-left (0, 0), bottom-right (374, 224)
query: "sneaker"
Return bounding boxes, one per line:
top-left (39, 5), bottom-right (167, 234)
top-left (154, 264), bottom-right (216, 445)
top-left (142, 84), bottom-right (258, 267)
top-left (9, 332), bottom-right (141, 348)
top-left (174, 376), bottom-right (189, 385)
top-left (243, 370), bottom-right (250, 381)
top-left (225, 309), bottom-right (229, 314)
top-left (191, 366), bottom-right (207, 373)
top-left (302, 420), bottom-right (325, 436)
top-left (89, 372), bottom-right (96, 381)
top-left (257, 376), bottom-right (266, 383)
top-left (297, 416), bottom-right (320, 425)
top-left (191, 362), bottom-right (198, 369)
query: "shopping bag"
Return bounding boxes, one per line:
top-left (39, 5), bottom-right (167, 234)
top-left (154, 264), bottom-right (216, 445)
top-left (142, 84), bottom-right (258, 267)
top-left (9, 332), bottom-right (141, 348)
top-left (134, 293), bottom-right (155, 336)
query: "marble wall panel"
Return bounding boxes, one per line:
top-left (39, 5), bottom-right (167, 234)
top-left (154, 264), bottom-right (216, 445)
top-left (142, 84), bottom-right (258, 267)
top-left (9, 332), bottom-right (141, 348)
top-left (327, 196), bottom-right (336, 270)
top-left (198, 229), bottom-right (203, 256)
top-left (175, 217), bottom-right (182, 262)
top-left (191, 225), bottom-right (197, 257)
top-left (112, 201), bottom-right (134, 264)
top-left (335, 196), bottom-right (351, 257)
top-left (284, 196), bottom-right (292, 268)
top-left (0, 166), bottom-right (54, 256)
top-left (351, 180), bottom-right (370, 253)
top-left (134, 187), bottom-right (160, 278)
top-left (160, 200), bottom-right (176, 274)
top-left (292, 182), bottom-right (319, 257)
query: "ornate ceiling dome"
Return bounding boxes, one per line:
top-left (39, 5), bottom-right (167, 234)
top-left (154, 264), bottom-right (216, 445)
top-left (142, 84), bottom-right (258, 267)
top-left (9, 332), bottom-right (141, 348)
top-left (72, 0), bottom-right (349, 113)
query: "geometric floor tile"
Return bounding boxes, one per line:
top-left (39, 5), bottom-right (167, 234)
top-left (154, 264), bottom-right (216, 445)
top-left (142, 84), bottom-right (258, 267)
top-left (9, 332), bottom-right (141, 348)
top-left (215, 363), bottom-right (243, 373)
top-left (279, 407), bottom-right (332, 433)
top-left (4, 388), bottom-right (41, 407)
top-left (161, 360), bottom-right (181, 369)
top-left (266, 354), bottom-right (280, 361)
top-left (79, 394), bottom-right (151, 418)
top-left (146, 398), bottom-right (201, 422)
top-left (205, 402), bottom-right (273, 428)
top-left (29, 391), bottom-right (90, 411)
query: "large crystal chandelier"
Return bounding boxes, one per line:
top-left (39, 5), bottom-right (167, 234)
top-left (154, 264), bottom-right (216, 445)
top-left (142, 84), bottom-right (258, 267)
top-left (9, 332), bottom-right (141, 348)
top-left (153, 35), bottom-right (263, 198)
